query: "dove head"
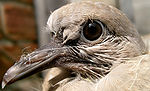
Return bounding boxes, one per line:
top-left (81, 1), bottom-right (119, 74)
top-left (2, 1), bottom-right (147, 89)
top-left (47, 1), bottom-right (146, 55)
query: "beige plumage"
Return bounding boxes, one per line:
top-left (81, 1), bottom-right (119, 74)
top-left (2, 1), bottom-right (150, 91)
top-left (43, 54), bottom-right (150, 91)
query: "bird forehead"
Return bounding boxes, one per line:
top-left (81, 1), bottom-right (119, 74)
top-left (47, 2), bottom-right (116, 33)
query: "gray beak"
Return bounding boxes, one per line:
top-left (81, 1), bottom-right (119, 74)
top-left (2, 42), bottom-right (70, 89)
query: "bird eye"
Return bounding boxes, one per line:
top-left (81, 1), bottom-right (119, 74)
top-left (83, 20), bottom-right (103, 41)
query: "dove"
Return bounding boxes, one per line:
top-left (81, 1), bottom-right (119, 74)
top-left (2, 1), bottom-right (149, 91)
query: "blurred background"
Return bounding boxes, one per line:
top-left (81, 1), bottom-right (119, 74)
top-left (0, 0), bottom-right (149, 91)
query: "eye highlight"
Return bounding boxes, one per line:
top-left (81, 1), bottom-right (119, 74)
top-left (83, 20), bottom-right (103, 41)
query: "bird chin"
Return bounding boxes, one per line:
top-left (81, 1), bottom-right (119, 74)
top-left (1, 43), bottom-right (71, 89)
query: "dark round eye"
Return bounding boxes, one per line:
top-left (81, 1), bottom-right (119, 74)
top-left (83, 20), bottom-right (103, 41)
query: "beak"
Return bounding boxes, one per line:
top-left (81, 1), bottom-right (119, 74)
top-left (2, 42), bottom-right (70, 89)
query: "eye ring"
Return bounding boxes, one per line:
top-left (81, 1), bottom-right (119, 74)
top-left (82, 20), bottom-right (104, 41)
